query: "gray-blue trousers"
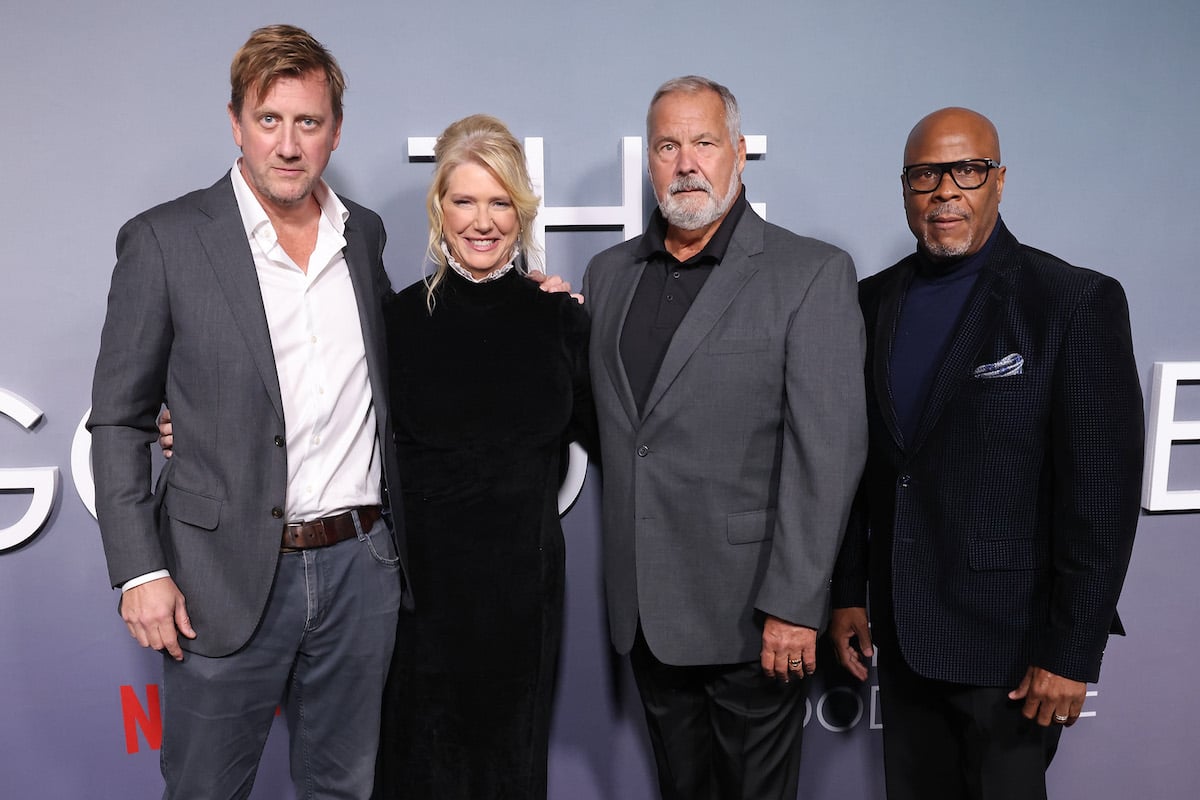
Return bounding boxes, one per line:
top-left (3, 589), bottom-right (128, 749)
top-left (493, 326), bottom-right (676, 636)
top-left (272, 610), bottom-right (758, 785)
top-left (160, 515), bottom-right (403, 799)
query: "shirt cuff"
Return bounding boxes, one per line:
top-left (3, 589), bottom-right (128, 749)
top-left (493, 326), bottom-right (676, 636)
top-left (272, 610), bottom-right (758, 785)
top-left (121, 570), bottom-right (171, 593)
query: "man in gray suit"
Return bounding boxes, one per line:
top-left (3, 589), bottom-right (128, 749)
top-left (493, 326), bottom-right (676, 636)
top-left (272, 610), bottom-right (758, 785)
top-left (581, 76), bottom-right (867, 799)
top-left (88, 25), bottom-right (408, 798)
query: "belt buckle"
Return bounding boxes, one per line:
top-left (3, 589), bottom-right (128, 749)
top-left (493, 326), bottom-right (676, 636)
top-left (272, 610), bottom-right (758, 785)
top-left (312, 517), bottom-right (329, 547)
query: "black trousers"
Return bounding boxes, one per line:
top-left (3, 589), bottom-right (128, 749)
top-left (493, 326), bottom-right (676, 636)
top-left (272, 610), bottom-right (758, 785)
top-left (877, 648), bottom-right (1064, 800)
top-left (629, 628), bottom-right (807, 800)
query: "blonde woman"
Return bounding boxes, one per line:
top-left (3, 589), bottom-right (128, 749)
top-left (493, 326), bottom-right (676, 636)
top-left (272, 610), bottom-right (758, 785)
top-left (374, 115), bottom-right (593, 800)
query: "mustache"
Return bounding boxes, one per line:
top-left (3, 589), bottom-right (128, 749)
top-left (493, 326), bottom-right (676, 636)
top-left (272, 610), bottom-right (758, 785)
top-left (926, 205), bottom-right (969, 222)
top-left (669, 174), bottom-right (714, 195)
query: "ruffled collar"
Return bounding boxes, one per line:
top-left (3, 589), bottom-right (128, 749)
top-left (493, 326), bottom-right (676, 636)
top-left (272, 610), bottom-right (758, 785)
top-left (441, 240), bottom-right (518, 284)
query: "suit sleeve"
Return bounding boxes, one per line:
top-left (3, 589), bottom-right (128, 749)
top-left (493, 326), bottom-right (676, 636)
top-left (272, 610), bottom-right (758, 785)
top-left (831, 278), bottom-right (875, 610)
top-left (87, 216), bottom-right (173, 588)
top-left (755, 250), bottom-right (869, 630)
top-left (1039, 275), bottom-right (1143, 681)
top-left (831, 479), bottom-right (870, 609)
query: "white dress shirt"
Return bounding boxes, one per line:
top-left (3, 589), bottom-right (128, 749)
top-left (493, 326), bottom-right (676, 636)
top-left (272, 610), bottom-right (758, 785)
top-left (123, 164), bottom-right (381, 592)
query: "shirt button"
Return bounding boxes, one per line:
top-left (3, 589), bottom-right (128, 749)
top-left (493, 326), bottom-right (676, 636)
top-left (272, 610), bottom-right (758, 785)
top-left (310, 335), bottom-right (317, 344)
top-left (666, 294), bottom-right (674, 301)
top-left (313, 435), bottom-right (321, 445)
top-left (673, 271), bottom-right (681, 279)
top-left (274, 435), bottom-right (284, 447)
top-left (271, 507), bottom-right (284, 519)
top-left (637, 445), bottom-right (649, 457)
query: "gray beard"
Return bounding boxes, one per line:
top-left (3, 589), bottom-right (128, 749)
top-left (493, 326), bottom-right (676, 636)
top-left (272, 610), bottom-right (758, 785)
top-left (659, 172), bottom-right (741, 231)
top-left (920, 206), bottom-right (974, 259)
top-left (920, 233), bottom-right (973, 259)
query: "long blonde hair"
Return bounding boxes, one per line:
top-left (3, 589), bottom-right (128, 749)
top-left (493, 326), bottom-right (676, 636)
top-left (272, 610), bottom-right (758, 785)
top-left (424, 114), bottom-right (542, 311)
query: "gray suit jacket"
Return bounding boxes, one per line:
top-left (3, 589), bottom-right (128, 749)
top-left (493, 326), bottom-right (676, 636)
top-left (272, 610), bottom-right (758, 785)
top-left (582, 207), bottom-right (867, 666)
top-left (89, 172), bottom-right (410, 658)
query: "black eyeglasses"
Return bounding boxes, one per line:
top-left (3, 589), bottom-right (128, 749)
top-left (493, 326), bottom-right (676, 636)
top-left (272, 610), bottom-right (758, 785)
top-left (902, 159), bottom-right (1000, 193)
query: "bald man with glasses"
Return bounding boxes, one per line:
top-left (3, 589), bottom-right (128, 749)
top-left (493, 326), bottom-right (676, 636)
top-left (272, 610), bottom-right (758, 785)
top-left (830, 107), bottom-right (1144, 800)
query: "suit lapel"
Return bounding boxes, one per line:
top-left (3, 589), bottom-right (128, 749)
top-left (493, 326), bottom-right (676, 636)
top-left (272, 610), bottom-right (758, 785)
top-left (872, 264), bottom-right (911, 450)
top-left (196, 174), bottom-right (285, 422)
top-left (342, 210), bottom-right (388, 434)
top-left (640, 210), bottom-right (764, 420)
top-left (908, 229), bottom-right (1019, 453)
top-left (603, 257), bottom-right (646, 429)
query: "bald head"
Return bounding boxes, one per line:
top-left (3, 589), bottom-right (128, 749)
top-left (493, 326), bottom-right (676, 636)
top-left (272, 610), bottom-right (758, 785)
top-left (902, 107), bottom-right (1006, 262)
top-left (905, 107), bottom-right (1001, 165)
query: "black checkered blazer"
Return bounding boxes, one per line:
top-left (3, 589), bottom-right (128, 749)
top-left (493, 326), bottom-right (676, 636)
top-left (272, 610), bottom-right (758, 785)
top-left (832, 222), bottom-right (1143, 686)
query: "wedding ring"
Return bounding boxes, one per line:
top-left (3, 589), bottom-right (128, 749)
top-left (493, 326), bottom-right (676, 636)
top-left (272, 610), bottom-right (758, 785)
top-left (1053, 714), bottom-right (1069, 723)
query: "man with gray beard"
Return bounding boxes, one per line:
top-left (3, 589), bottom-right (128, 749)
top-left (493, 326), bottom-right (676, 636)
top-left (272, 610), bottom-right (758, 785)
top-left (581, 76), bottom-right (867, 799)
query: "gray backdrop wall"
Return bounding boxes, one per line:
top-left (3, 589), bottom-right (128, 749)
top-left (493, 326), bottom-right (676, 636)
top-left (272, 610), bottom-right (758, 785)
top-left (2, 1), bottom-right (1197, 797)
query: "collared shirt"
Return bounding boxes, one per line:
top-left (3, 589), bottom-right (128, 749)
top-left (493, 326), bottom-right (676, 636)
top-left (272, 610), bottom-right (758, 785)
top-left (620, 187), bottom-right (749, 413)
top-left (124, 166), bottom-right (382, 593)
top-left (230, 160), bottom-right (381, 522)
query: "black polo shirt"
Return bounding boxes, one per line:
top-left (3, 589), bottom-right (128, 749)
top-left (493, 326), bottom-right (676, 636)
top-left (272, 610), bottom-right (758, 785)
top-left (620, 187), bottom-right (749, 414)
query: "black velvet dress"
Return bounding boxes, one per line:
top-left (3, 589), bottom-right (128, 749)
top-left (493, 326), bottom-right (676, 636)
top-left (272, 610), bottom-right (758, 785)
top-left (374, 267), bottom-right (592, 800)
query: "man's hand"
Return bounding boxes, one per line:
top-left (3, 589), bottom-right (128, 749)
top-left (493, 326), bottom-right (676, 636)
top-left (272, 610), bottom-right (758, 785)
top-left (527, 270), bottom-right (584, 303)
top-left (760, 615), bottom-right (817, 682)
top-left (121, 577), bottom-right (195, 661)
top-left (829, 606), bottom-right (874, 682)
top-left (1008, 666), bottom-right (1087, 726)
top-left (157, 407), bottom-right (173, 459)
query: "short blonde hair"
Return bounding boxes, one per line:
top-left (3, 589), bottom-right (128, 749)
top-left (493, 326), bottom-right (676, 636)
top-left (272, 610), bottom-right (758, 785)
top-left (424, 114), bottom-right (541, 309)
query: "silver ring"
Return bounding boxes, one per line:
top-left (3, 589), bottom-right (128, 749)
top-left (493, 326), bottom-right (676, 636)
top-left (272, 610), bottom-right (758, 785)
top-left (1053, 714), bottom-right (1069, 723)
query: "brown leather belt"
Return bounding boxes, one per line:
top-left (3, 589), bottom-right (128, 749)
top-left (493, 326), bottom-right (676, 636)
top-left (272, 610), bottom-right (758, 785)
top-left (281, 506), bottom-right (381, 551)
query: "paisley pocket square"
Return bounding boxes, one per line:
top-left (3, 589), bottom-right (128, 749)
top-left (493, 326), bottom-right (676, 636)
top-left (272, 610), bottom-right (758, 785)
top-left (973, 353), bottom-right (1023, 378)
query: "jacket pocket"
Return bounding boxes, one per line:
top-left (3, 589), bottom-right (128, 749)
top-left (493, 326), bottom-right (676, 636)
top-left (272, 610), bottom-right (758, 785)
top-left (968, 537), bottom-right (1046, 571)
top-left (727, 508), bottom-right (776, 544)
top-left (163, 484), bottom-right (222, 531)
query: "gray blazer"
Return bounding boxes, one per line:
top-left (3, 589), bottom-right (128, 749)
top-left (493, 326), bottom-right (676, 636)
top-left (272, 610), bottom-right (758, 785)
top-left (581, 207), bottom-right (867, 666)
top-left (88, 172), bottom-right (409, 658)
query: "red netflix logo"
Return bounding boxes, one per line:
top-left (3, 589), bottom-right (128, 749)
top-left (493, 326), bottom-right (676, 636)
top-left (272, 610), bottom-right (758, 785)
top-left (120, 684), bottom-right (162, 753)
top-left (120, 683), bottom-right (284, 753)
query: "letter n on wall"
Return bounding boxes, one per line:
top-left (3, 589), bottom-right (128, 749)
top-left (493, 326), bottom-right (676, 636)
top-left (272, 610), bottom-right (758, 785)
top-left (120, 684), bottom-right (162, 754)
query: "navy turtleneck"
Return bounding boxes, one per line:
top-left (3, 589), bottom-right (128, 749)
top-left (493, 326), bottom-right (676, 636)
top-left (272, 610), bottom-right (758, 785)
top-left (889, 219), bottom-right (1003, 447)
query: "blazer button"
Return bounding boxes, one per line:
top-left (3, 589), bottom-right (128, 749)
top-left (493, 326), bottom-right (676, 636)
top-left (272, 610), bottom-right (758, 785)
top-left (637, 444), bottom-right (649, 457)
top-left (274, 435), bottom-right (284, 447)
top-left (271, 507), bottom-right (284, 519)
top-left (898, 474), bottom-right (911, 489)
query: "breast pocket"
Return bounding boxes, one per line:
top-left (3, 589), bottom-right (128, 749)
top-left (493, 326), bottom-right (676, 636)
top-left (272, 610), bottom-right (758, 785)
top-left (969, 373), bottom-right (1025, 391)
top-left (964, 373), bottom-right (1041, 446)
top-left (708, 336), bottom-right (770, 355)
